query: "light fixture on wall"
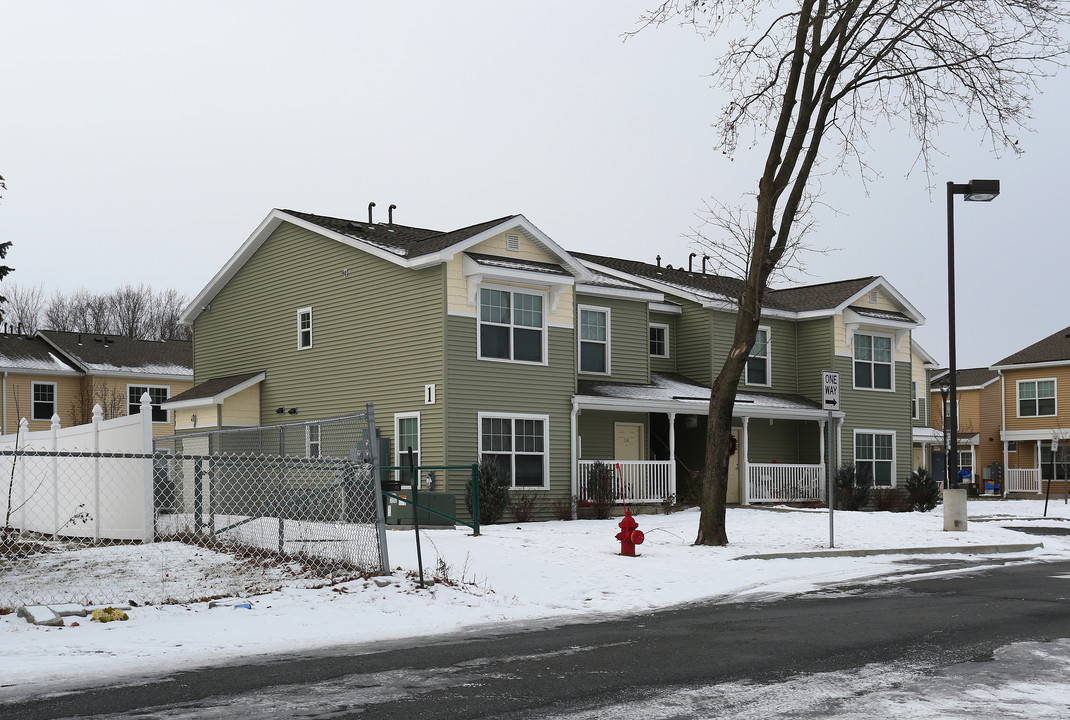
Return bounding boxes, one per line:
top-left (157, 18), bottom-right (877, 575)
top-left (276, 407), bottom-right (285, 414)
top-left (287, 408), bottom-right (298, 415)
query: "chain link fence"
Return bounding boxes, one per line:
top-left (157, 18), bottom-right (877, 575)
top-left (0, 408), bottom-right (388, 610)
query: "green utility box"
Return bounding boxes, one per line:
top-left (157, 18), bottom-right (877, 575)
top-left (388, 491), bottom-right (457, 526)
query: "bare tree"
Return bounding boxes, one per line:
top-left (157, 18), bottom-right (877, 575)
top-left (1, 282), bottom-right (45, 334)
top-left (635, 0), bottom-right (1068, 545)
top-left (109, 283), bottom-right (152, 339)
top-left (43, 289), bottom-right (77, 332)
top-left (148, 287), bottom-right (192, 341)
top-left (69, 377), bottom-right (127, 425)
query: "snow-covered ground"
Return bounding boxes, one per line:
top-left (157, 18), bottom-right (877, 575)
top-left (2, 499), bottom-right (1070, 704)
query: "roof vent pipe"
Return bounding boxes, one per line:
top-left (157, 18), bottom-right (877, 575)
top-left (702, 255), bottom-right (710, 274)
top-left (656, 255), bottom-right (662, 267)
top-left (368, 202), bottom-right (376, 224)
top-left (689, 252), bottom-right (697, 272)
top-left (388, 204), bottom-right (397, 224)
top-left (666, 264), bottom-right (674, 270)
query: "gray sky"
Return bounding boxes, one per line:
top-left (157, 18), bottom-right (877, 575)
top-left (1, 1), bottom-right (1066, 369)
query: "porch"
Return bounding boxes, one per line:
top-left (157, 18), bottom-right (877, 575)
top-left (573, 373), bottom-right (842, 507)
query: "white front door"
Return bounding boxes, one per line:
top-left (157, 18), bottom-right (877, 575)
top-left (614, 422), bottom-right (644, 461)
top-left (727, 428), bottom-right (742, 503)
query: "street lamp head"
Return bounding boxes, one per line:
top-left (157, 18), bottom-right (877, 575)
top-left (963, 179), bottom-right (1000, 202)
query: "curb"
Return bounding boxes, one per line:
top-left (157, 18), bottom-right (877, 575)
top-left (732, 542), bottom-right (1044, 560)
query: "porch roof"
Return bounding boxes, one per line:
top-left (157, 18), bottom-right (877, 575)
top-left (575, 372), bottom-right (837, 420)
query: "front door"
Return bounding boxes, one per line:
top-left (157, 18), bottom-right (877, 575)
top-left (727, 428), bottom-right (742, 503)
top-left (614, 422), bottom-right (644, 461)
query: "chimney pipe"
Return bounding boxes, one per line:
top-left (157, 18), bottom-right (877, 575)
top-left (689, 252), bottom-right (697, 272)
top-left (388, 204), bottom-right (397, 224)
top-left (656, 255), bottom-right (662, 267)
top-left (702, 255), bottom-right (710, 274)
top-left (368, 202), bottom-right (376, 224)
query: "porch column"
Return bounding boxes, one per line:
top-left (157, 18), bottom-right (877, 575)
top-left (1002, 441), bottom-right (1009, 497)
top-left (668, 412), bottom-right (677, 497)
top-left (836, 417), bottom-right (844, 467)
top-left (741, 417), bottom-right (750, 506)
top-left (819, 419), bottom-right (826, 467)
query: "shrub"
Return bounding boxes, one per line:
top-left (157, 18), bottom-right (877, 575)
top-left (464, 459), bottom-right (510, 525)
top-left (906, 467), bottom-right (941, 512)
top-left (833, 463), bottom-right (871, 511)
top-left (587, 461), bottom-right (616, 520)
top-left (508, 490), bottom-right (542, 523)
top-left (872, 487), bottom-right (911, 512)
top-left (549, 495), bottom-right (576, 521)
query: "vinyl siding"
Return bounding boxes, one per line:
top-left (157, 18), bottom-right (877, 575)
top-left (738, 316), bottom-right (798, 395)
top-left (191, 221), bottom-right (446, 469)
top-left (576, 294), bottom-right (649, 385)
top-left (835, 355), bottom-right (912, 486)
top-left (648, 312), bottom-right (676, 374)
top-left (1001, 366), bottom-right (1070, 433)
top-left (796, 318), bottom-right (833, 403)
top-left (675, 299), bottom-right (711, 384)
top-left (577, 410), bottom-right (649, 460)
top-left (444, 317), bottom-right (574, 502)
top-left (3, 373), bottom-right (83, 433)
top-left (745, 418), bottom-right (822, 464)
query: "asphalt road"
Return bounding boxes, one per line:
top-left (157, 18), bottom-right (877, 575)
top-left (6, 556), bottom-right (1070, 719)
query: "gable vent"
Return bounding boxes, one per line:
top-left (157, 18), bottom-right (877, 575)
top-left (506, 234), bottom-right (520, 252)
top-left (868, 290), bottom-right (879, 303)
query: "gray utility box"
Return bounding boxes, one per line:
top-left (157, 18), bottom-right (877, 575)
top-left (388, 491), bottom-right (457, 526)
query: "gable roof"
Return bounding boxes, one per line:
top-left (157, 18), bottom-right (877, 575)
top-left (929, 367), bottom-right (999, 390)
top-left (182, 208), bottom-right (594, 325)
top-left (572, 252), bottom-right (922, 322)
top-left (37, 331), bottom-right (192, 379)
top-left (992, 324), bottom-right (1070, 368)
top-left (163, 371), bottom-right (265, 409)
top-left (0, 333), bottom-right (81, 375)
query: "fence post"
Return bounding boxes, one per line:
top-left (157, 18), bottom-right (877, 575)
top-left (51, 413), bottom-right (60, 538)
top-left (471, 463), bottom-right (480, 536)
top-left (366, 402), bottom-right (390, 575)
top-left (93, 404), bottom-right (102, 542)
top-left (17, 418), bottom-right (27, 532)
top-left (140, 392), bottom-right (154, 543)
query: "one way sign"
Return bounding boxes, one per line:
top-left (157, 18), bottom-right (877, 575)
top-left (822, 371), bottom-right (840, 411)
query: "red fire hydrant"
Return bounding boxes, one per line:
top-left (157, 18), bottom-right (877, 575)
top-left (615, 510), bottom-right (645, 557)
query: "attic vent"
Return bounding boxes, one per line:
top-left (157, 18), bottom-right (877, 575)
top-left (506, 234), bottom-right (520, 252)
top-left (868, 290), bottom-right (879, 303)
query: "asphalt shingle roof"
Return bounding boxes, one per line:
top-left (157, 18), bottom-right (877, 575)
top-left (166, 371), bottom-right (264, 404)
top-left (994, 325), bottom-right (1070, 366)
top-left (930, 367), bottom-right (999, 388)
top-left (0, 334), bottom-right (81, 374)
top-left (39, 331), bottom-right (192, 377)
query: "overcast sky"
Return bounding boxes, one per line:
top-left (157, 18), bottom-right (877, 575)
top-left (1, 1), bottom-right (1066, 369)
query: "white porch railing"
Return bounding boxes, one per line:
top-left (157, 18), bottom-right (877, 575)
top-left (1005, 468), bottom-right (1042, 494)
top-left (577, 460), bottom-right (674, 503)
top-left (747, 463), bottom-right (825, 504)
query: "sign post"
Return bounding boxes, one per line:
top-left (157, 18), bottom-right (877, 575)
top-left (822, 371), bottom-right (840, 549)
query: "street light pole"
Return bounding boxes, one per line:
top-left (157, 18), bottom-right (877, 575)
top-left (946, 179), bottom-right (1000, 489)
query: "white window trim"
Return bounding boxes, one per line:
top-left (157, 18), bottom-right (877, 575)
top-left (578, 304), bottom-right (611, 375)
top-left (911, 380), bottom-right (918, 420)
top-left (394, 412), bottom-right (421, 484)
top-left (477, 411), bottom-right (550, 490)
top-left (852, 331), bottom-right (896, 392)
top-left (745, 325), bottom-right (772, 387)
top-left (854, 428), bottom-right (897, 488)
top-left (305, 424), bottom-right (321, 458)
top-left (1016, 378), bottom-right (1057, 418)
top-left (649, 323), bottom-right (670, 359)
top-left (127, 384), bottom-right (171, 424)
top-left (31, 381), bottom-right (57, 422)
top-left (297, 306), bottom-right (313, 350)
top-left (476, 283), bottom-right (549, 367)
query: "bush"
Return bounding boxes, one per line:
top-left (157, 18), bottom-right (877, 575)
top-left (464, 459), bottom-right (511, 525)
top-left (906, 467), bottom-right (940, 512)
top-left (549, 495), bottom-right (576, 521)
top-left (833, 463), bottom-right (871, 511)
top-left (872, 487), bottom-right (911, 512)
top-left (587, 461), bottom-right (616, 520)
top-left (508, 490), bottom-right (542, 523)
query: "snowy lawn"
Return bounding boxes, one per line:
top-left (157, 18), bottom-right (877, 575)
top-left (2, 499), bottom-right (1069, 701)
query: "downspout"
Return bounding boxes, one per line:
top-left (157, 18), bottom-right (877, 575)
top-left (570, 399), bottom-right (580, 518)
top-left (999, 369), bottom-right (1007, 496)
top-left (2, 371), bottom-right (6, 435)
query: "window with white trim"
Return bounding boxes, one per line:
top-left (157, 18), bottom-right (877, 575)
top-left (298, 307), bottom-right (313, 350)
top-left (745, 327), bottom-right (770, 386)
top-left (479, 413), bottom-right (548, 488)
top-left (911, 381), bottom-right (920, 420)
top-left (1018, 379), bottom-right (1056, 417)
top-left (306, 425), bottom-right (321, 458)
top-left (128, 385), bottom-right (170, 423)
top-left (578, 306), bottom-right (610, 374)
top-left (854, 332), bottom-right (893, 390)
top-left (649, 323), bottom-right (669, 358)
top-left (855, 431), bottom-right (895, 487)
top-left (31, 382), bottom-right (56, 421)
top-left (395, 413), bottom-right (420, 486)
top-left (479, 287), bottom-right (544, 363)
top-left (958, 449), bottom-right (974, 478)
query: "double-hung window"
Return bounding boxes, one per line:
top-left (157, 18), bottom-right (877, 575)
top-left (306, 425), bottom-right (321, 458)
top-left (854, 333), bottom-right (892, 390)
top-left (856, 431), bottom-right (894, 487)
top-left (1018, 379), bottom-right (1056, 417)
top-left (745, 327), bottom-right (770, 386)
top-left (578, 306), bottom-right (609, 374)
top-left (395, 413), bottom-right (420, 486)
top-left (480, 413), bottom-right (548, 488)
top-left (649, 324), bottom-right (669, 358)
top-left (479, 287), bottom-right (544, 363)
top-left (911, 381), bottom-right (919, 420)
top-left (297, 307), bottom-right (313, 350)
top-left (31, 382), bottom-right (56, 422)
top-left (128, 385), bottom-right (170, 422)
